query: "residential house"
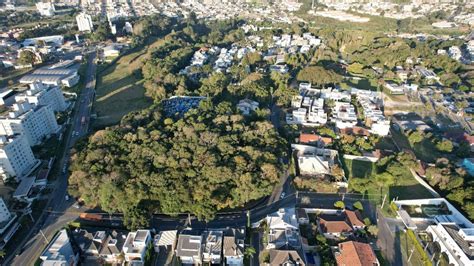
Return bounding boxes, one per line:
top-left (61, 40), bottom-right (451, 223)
top-left (237, 99), bottom-right (259, 116)
top-left (335, 241), bottom-right (379, 266)
top-left (154, 230), bottom-right (177, 253)
top-left (176, 230), bottom-right (203, 265)
top-left (269, 249), bottom-right (306, 266)
top-left (122, 230), bottom-right (152, 264)
top-left (202, 230), bottom-right (223, 264)
top-left (318, 210), bottom-right (365, 239)
top-left (299, 134), bottom-right (333, 147)
top-left (292, 145), bottom-right (338, 176)
top-left (40, 229), bottom-right (79, 266)
top-left (223, 228), bottom-right (245, 266)
top-left (99, 230), bottom-right (127, 265)
top-left (266, 208), bottom-right (300, 250)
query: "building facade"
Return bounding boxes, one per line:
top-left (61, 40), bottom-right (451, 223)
top-left (0, 135), bottom-right (38, 181)
top-left (15, 82), bottom-right (67, 112)
top-left (0, 102), bottom-right (60, 147)
top-left (76, 13), bottom-right (94, 32)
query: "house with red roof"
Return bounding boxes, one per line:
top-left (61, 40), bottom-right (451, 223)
top-left (335, 241), bottom-right (379, 266)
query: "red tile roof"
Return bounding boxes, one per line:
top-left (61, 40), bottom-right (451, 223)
top-left (319, 218), bottom-right (353, 234)
top-left (299, 134), bottom-right (333, 145)
top-left (345, 210), bottom-right (365, 228)
top-left (340, 127), bottom-right (370, 136)
top-left (336, 241), bottom-right (378, 266)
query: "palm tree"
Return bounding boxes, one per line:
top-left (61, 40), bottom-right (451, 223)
top-left (244, 247), bottom-right (256, 259)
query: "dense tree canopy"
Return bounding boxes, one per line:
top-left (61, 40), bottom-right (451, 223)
top-left (69, 100), bottom-right (286, 228)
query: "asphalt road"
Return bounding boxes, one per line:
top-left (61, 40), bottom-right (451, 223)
top-left (7, 51), bottom-right (97, 266)
top-left (377, 210), bottom-right (406, 266)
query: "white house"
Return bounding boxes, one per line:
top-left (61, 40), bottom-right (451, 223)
top-left (237, 99), bottom-right (259, 115)
top-left (153, 230), bottom-right (177, 253)
top-left (265, 208), bottom-right (300, 250)
top-left (0, 135), bottom-right (39, 181)
top-left (176, 231), bottom-right (202, 265)
top-left (40, 229), bottom-right (79, 266)
top-left (0, 198), bottom-right (16, 235)
top-left (122, 230), bottom-right (152, 264)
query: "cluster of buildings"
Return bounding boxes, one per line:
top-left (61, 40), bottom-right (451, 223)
top-left (393, 198), bottom-right (474, 266)
top-left (352, 88), bottom-right (390, 137)
top-left (260, 206), bottom-right (378, 265)
top-left (40, 226), bottom-right (246, 266)
top-left (315, 0), bottom-right (474, 24)
top-left (155, 0), bottom-right (303, 24)
top-left (0, 81), bottom-right (67, 181)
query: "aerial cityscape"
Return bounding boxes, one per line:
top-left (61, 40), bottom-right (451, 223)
top-left (0, 0), bottom-right (474, 265)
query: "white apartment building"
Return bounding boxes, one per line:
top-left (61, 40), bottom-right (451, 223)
top-left (176, 231), bottom-right (203, 265)
top-left (0, 198), bottom-right (16, 235)
top-left (76, 12), bottom-right (94, 32)
top-left (0, 135), bottom-right (39, 181)
top-left (0, 102), bottom-right (60, 147)
top-left (333, 101), bottom-right (357, 129)
top-left (352, 89), bottom-right (390, 136)
top-left (36, 2), bottom-right (55, 17)
top-left (122, 230), bottom-right (151, 263)
top-left (15, 82), bottom-right (67, 112)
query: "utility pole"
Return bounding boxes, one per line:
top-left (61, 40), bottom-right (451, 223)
top-left (407, 248), bottom-right (415, 262)
top-left (381, 194), bottom-right (387, 209)
top-left (247, 210), bottom-right (250, 228)
top-left (39, 230), bottom-right (48, 244)
top-left (311, 0), bottom-right (315, 9)
top-left (188, 213), bottom-right (192, 227)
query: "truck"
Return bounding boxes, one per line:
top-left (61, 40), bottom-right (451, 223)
top-left (79, 213), bottom-right (102, 221)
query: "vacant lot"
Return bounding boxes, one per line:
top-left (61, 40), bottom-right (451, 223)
top-left (94, 39), bottom-right (164, 127)
top-left (343, 158), bottom-right (376, 178)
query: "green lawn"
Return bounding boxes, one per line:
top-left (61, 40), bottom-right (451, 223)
top-left (398, 230), bottom-right (431, 266)
top-left (342, 77), bottom-right (379, 91)
top-left (94, 43), bottom-right (158, 127)
top-left (391, 127), bottom-right (442, 163)
top-left (343, 158), bottom-right (377, 178)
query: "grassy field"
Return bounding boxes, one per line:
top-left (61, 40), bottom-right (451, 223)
top-left (93, 40), bottom-right (165, 127)
top-left (390, 127), bottom-right (441, 163)
top-left (343, 158), bottom-right (377, 178)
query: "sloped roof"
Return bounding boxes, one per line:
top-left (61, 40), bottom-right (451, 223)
top-left (319, 214), bottom-right (353, 234)
top-left (336, 241), bottom-right (377, 266)
top-left (345, 210), bottom-right (365, 228)
top-left (269, 249), bottom-right (306, 265)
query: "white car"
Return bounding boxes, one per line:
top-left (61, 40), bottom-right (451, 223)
top-left (65, 195), bottom-right (70, 201)
top-left (280, 192), bottom-right (286, 199)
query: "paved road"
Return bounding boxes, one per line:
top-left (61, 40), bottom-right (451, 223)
top-left (377, 210), bottom-right (406, 266)
top-left (8, 51), bottom-right (97, 266)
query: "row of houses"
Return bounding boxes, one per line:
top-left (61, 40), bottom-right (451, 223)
top-left (40, 227), bottom-right (247, 266)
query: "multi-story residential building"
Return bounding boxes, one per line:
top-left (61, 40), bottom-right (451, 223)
top-left (36, 2), bottom-right (55, 16)
top-left (0, 101), bottom-right (60, 147)
top-left (15, 82), bottom-right (67, 112)
top-left (292, 144), bottom-right (338, 176)
top-left (176, 231), bottom-right (203, 265)
top-left (76, 12), bottom-right (94, 32)
top-left (0, 135), bottom-right (39, 181)
top-left (122, 230), bottom-right (152, 264)
top-left (202, 231), bottom-right (223, 264)
top-left (40, 229), bottom-right (79, 266)
top-left (0, 197), bottom-right (16, 235)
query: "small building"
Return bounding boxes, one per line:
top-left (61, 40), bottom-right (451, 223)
top-left (269, 249), bottom-right (306, 265)
top-left (40, 229), bottom-right (79, 266)
top-left (237, 99), bottom-right (259, 116)
top-left (122, 230), bottom-right (152, 264)
top-left (335, 241), bottom-right (379, 266)
top-left (223, 228), bottom-right (245, 266)
top-left (103, 45), bottom-right (121, 58)
top-left (176, 230), bottom-right (203, 265)
top-left (154, 230), bottom-right (177, 253)
top-left (202, 230), bottom-right (223, 264)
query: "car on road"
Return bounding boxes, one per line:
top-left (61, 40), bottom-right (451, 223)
top-left (65, 195), bottom-right (70, 201)
top-left (72, 202), bottom-right (81, 209)
top-left (280, 192), bottom-right (286, 199)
